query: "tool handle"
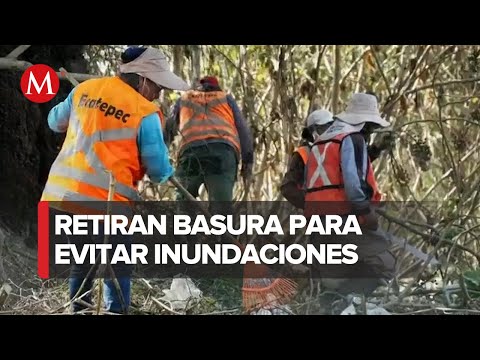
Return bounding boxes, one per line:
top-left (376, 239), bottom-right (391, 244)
top-left (169, 176), bottom-right (243, 248)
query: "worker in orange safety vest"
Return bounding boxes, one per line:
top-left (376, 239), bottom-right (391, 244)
top-left (40, 46), bottom-right (189, 314)
top-left (281, 102), bottom-right (393, 211)
top-left (166, 76), bottom-right (254, 212)
top-left (280, 109), bottom-right (334, 210)
top-left (304, 93), bottom-right (396, 301)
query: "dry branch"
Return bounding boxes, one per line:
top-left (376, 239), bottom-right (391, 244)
top-left (6, 45), bottom-right (31, 59)
top-left (0, 58), bottom-right (100, 82)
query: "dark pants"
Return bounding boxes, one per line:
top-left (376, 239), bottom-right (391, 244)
top-left (175, 143), bottom-right (238, 275)
top-left (176, 143), bottom-right (238, 213)
top-left (311, 228), bottom-right (396, 297)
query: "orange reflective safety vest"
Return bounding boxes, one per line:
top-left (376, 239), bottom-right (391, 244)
top-left (294, 145), bottom-right (310, 165)
top-left (293, 145), bottom-right (310, 190)
top-left (304, 131), bottom-right (382, 217)
top-left (41, 76), bottom-right (162, 213)
top-left (178, 90), bottom-right (240, 158)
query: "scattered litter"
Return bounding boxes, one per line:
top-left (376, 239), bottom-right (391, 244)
top-left (250, 305), bottom-right (292, 315)
top-left (341, 301), bottom-right (391, 315)
top-left (159, 277), bottom-right (202, 311)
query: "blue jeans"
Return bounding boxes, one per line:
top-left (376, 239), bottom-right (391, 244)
top-left (69, 276), bottom-right (131, 314)
top-left (54, 208), bottom-right (133, 314)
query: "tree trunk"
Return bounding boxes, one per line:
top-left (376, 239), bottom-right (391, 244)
top-left (0, 45), bottom-right (87, 244)
top-left (0, 229), bottom-right (5, 281)
top-left (331, 45), bottom-right (342, 114)
top-left (190, 45), bottom-right (202, 85)
top-left (172, 45), bottom-right (185, 80)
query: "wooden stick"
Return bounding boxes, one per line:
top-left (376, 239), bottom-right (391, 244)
top-left (0, 58), bottom-right (99, 83)
top-left (331, 45), bottom-right (341, 114)
top-left (151, 297), bottom-right (184, 315)
top-left (406, 76), bottom-right (480, 94)
top-left (170, 176), bottom-right (209, 213)
top-left (0, 283), bottom-right (12, 310)
top-left (0, 229), bottom-right (6, 282)
top-left (59, 67), bottom-right (80, 86)
top-left (95, 170), bottom-right (116, 315)
top-left (50, 288), bottom-right (94, 314)
top-left (169, 176), bottom-right (243, 248)
top-left (375, 208), bottom-right (439, 242)
top-left (0, 58), bottom-right (33, 71)
top-left (102, 171), bottom-right (128, 314)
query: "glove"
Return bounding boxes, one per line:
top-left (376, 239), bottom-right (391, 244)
top-left (241, 162), bottom-right (253, 183)
top-left (377, 132), bottom-right (396, 153)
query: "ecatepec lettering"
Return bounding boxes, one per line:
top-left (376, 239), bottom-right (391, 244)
top-left (78, 94), bottom-right (131, 123)
top-left (187, 92), bottom-right (222, 100)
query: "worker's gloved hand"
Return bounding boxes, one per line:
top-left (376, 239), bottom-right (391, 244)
top-left (377, 132), bottom-right (396, 152)
top-left (241, 162), bottom-right (253, 183)
top-left (369, 132), bottom-right (396, 162)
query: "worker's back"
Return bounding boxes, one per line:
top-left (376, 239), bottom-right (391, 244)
top-left (41, 76), bottom-right (159, 207)
top-left (178, 89), bottom-right (241, 159)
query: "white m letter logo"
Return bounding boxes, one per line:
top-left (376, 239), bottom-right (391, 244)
top-left (26, 71), bottom-right (55, 95)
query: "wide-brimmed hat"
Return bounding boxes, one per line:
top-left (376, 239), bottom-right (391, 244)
top-left (119, 47), bottom-right (190, 91)
top-left (306, 109), bottom-right (334, 127)
top-left (335, 93), bottom-right (390, 128)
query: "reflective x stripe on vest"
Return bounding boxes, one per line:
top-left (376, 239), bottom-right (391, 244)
top-left (44, 111), bottom-right (141, 202)
top-left (179, 92), bottom-right (241, 156)
top-left (304, 132), bottom-right (381, 206)
top-left (307, 142), bottom-right (333, 189)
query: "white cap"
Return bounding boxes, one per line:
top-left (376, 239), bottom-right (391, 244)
top-left (306, 109), bottom-right (334, 127)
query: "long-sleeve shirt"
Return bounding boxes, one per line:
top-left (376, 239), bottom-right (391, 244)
top-left (280, 142), bottom-right (309, 210)
top-left (48, 87), bottom-right (174, 183)
top-left (166, 94), bottom-right (254, 165)
top-left (340, 133), bottom-right (374, 214)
